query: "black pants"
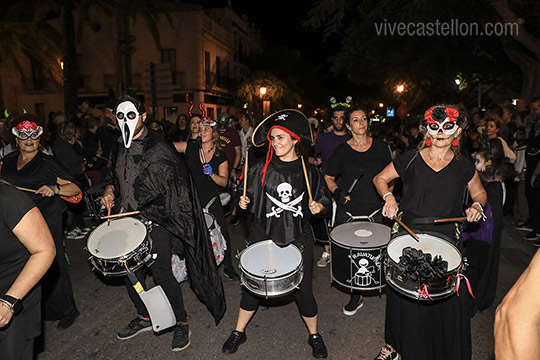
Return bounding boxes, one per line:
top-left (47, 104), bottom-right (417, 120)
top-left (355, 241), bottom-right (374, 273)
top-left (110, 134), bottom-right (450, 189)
top-left (125, 225), bottom-right (187, 322)
top-left (38, 198), bottom-right (79, 321)
top-left (240, 236), bottom-right (318, 318)
top-left (525, 172), bottom-right (540, 231)
top-left (208, 200), bottom-right (233, 268)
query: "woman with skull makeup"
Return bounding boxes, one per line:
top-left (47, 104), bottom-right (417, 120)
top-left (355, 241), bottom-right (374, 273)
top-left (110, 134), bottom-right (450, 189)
top-left (0, 114), bottom-right (82, 330)
top-left (324, 104), bottom-right (392, 316)
top-left (221, 110), bottom-right (332, 359)
top-left (372, 105), bottom-right (487, 360)
top-left (174, 113), bottom-right (240, 281)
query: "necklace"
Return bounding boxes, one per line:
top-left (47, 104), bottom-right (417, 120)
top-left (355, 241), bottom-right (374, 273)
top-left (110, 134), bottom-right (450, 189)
top-left (427, 149), bottom-right (447, 164)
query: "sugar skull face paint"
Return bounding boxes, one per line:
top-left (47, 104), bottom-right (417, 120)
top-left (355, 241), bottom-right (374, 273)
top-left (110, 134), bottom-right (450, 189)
top-left (116, 100), bottom-right (140, 148)
top-left (12, 121), bottom-right (43, 140)
top-left (423, 106), bottom-right (464, 136)
top-left (426, 118), bottom-right (459, 136)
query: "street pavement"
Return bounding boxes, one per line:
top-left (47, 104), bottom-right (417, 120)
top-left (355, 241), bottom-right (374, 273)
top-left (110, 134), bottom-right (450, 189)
top-left (35, 215), bottom-right (536, 360)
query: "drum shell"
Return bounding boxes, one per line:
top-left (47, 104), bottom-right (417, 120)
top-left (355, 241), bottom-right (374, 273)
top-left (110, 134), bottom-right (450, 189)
top-left (86, 218), bottom-right (153, 277)
top-left (384, 234), bottom-right (463, 300)
top-left (330, 241), bottom-right (386, 290)
top-left (239, 240), bottom-right (304, 298)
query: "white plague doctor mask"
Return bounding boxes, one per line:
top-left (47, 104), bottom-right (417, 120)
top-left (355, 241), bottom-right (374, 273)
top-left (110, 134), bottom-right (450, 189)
top-left (116, 100), bottom-right (140, 148)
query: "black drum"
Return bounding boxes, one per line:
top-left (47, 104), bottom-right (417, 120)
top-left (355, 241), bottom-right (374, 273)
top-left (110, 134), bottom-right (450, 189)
top-left (84, 184), bottom-right (105, 220)
top-left (330, 222), bottom-right (391, 291)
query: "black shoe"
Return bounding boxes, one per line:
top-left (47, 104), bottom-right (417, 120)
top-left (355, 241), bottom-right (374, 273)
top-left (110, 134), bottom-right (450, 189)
top-left (172, 322), bottom-right (191, 352)
top-left (524, 230), bottom-right (540, 241)
top-left (222, 330), bottom-right (247, 354)
top-left (308, 333), bottom-right (328, 359)
top-left (117, 316), bottom-right (152, 340)
top-left (224, 266), bottom-right (240, 281)
top-left (57, 310), bottom-right (80, 330)
top-left (343, 295), bottom-right (364, 316)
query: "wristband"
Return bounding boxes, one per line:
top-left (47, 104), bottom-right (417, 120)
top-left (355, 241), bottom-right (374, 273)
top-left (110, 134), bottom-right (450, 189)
top-left (55, 184), bottom-right (60, 194)
top-left (382, 192), bottom-right (393, 201)
top-left (472, 201), bottom-right (486, 220)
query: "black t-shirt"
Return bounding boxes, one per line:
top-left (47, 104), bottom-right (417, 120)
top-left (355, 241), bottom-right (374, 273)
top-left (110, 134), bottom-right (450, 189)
top-left (393, 150), bottom-right (475, 234)
top-left (185, 140), bottom-right (227, 207)
top-left (326, 138), bottom-right (392, 216)
top-left (0, 184), bottom-right (35, 296)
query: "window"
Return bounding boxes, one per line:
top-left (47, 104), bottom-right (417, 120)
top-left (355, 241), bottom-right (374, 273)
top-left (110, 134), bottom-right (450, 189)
top-left (205, 51), bottom-right (211, 86)
top-left (216, 56), bottom-right (221, 87)
top-left (161, 49), bottom-right (177, 84)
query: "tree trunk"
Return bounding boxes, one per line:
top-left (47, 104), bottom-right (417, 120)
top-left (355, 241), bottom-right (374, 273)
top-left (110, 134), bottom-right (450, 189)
top-left (63, 1), bottom-right (78, 115)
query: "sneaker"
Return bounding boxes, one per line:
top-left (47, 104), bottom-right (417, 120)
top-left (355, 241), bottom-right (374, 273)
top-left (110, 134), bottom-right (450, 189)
top-left (307, 333), bottom-right (328, 359)
top-left (524, 230), bottom-right (540, 241)
top-left (78, 226), bottom-right (91, 235)
top-left (65, 228), bottom-right (85, 240)
top-left (374, 346), bottom-right (399, 360)
top-left (343, 296), bottom-right (364, 316)
top-left (317, 252), bottom-right (331, 268)
top-left (224, 266), bottom-right (240, 281)
top-left (222, 330), bottom-right (247, 354)
top-left (117, 316), bottom-right (152, 340)
top-left (172, 322), bottom-right (191, 352)
top-left (512, 221), bottom-right (533, 231)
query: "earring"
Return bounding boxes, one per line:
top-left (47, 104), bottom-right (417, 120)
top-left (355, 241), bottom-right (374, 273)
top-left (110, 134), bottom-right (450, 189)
top-left (425, 139), bottom-right (432, 147)
top-left (452, 138), bottom-right (459, 146)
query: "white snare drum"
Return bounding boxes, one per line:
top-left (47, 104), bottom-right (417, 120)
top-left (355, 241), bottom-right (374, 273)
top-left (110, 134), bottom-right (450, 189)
top-left (385, 233), bottom-right (463, 300)
top-left (239, 240), bottom-right (303, 298)
top-left (330, 222), bottom-right (390, 291)
top-left (86, 217), bottom-right (152, 276)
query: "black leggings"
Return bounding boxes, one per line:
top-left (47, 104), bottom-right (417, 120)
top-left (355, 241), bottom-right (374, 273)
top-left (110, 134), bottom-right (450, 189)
top-left (240, 236), bottom-right (318, 318)
top-left (125, 225), bottom-right (187, 322)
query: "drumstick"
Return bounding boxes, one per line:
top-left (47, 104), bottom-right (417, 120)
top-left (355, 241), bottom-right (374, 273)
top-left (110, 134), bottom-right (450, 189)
top-left (433, 216), bottom-right (468, 223)
top-left (101, 210), bottom-right (141, 220)
top-left (300, 156), bottom-right (313, 203)
top-left (393, 216), bottom-right (419, 241)
top-left (243, 151), bottom-right (248, 197)
top-left (15, 186), bottom-right (37, 193)
top-left (107, 206), bottom-right (111, 226)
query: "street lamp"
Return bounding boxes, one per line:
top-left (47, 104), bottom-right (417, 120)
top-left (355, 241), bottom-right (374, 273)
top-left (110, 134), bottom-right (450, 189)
top-left (297, 104), bottom-right (302, 109)
top-left (259, 87), bottom-right (267, 96)
top-left (396, 84), bottom-right (405, 93)
top-left (378, 102), bottom-right (384, 108)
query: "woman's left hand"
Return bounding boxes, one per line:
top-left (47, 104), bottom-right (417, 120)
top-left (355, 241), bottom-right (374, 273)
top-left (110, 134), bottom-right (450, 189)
top-left (0, 304), bottom-right (13, 328)
top-left (466, 204), bottom-right (483, 222)
top-left (36, 185), bottom-right (56, 197)
top-left (309, 201), bottom-right (324, 215)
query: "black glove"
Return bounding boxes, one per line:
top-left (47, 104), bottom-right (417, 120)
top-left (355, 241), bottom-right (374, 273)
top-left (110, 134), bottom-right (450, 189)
top-left (333, 187), bottom-right (348, 206)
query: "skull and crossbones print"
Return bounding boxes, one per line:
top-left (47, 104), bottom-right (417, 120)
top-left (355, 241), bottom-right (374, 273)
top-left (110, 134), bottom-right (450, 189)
top-left (266, 182), bottom-right (304, 218)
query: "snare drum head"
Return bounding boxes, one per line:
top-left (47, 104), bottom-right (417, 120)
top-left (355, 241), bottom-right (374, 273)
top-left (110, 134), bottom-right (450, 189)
top-left (204, 212), bottom-right (215, 229)
top-left (240, 240), bottom-right (302, 277)
top-left (330, 222), bottom-right (391, 248)
top-left (387, 233), bottom-right (461, 270)
top-left (87, 217), bottom-right (147, 259)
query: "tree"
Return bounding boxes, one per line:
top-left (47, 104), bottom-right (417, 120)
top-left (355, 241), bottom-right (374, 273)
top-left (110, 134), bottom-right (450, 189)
top-left (306, 0), bottom-right (535, 109)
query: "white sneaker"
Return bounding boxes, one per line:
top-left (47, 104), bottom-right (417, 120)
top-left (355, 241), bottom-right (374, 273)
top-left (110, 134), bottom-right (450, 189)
top-left (317, 252), bottom-right (331, 267)
top-left (65, 228), bottom-right (85, 240)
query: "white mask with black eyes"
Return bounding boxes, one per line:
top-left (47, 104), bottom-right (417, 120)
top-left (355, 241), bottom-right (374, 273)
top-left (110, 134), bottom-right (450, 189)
top-left (116, 101), bottom-right (140, 148)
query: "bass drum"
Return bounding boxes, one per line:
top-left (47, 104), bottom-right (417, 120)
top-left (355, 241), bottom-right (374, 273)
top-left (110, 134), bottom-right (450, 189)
top-left (385, 232), bottom-right (463, 300)
top-left (239, 240), bottom-right (303, 298)
top-left (330, 222), bottom-right (390, 291)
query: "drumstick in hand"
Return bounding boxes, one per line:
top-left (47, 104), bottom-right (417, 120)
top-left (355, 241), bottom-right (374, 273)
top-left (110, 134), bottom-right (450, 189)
top-left (433, 216), bottom-right (468, 223)
top-left (107, 206), bottom-right (111, 226)
top-left (393, 216), bottom-right (419, 241)
top-left (301, 156), bottom-right (313, 203)
top-left (243, 151), bottom-right (248, 197)
top-left (101, 210), bottom-right (141, 220)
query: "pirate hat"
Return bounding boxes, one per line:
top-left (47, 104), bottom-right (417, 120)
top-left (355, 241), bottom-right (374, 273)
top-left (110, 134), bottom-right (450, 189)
top-left (252, 109), bottom-right (313, 147)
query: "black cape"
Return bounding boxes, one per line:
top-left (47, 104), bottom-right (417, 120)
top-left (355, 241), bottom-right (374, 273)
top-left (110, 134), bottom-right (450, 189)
top-left (108, 130), bottom-right (226, 324)
top-left (245, 156), bottom-right (331, 246)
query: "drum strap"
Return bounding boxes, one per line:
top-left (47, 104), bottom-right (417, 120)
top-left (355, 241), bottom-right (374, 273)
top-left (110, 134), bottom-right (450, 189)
top-left (204, 196), bottom-right (218, 212)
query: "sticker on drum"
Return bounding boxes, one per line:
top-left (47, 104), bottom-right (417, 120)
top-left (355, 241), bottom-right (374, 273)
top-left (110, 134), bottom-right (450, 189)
top-left (87, 217), bottom-right (147, 259)
top-left (330, 222), bottom-right (391, 291)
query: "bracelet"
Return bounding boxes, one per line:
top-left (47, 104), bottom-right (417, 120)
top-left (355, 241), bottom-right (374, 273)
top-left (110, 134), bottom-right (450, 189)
top-left (55, 184), bottom-right (60, 195)
top-left (0, 299), bottom-right (13, 313)
top-left (382, 192), bottom-right (393, 201)
top-left (472, 201), bottom-right (486, 220)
